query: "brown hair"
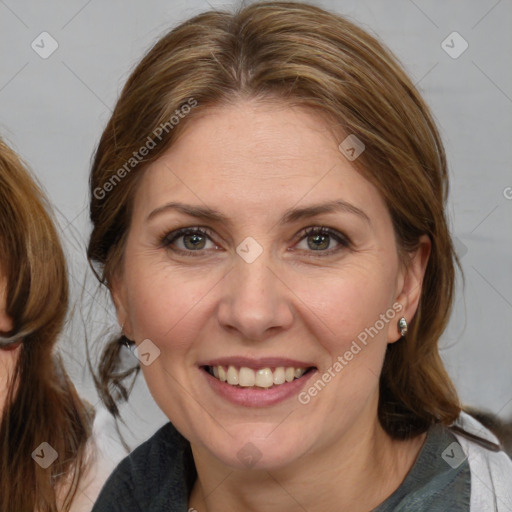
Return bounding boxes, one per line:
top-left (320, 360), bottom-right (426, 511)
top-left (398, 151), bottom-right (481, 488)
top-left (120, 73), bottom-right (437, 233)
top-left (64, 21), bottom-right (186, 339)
top-left (0, 138), bottom-right (93, 511)
top-left (88, 1), bottom-right (462, 439)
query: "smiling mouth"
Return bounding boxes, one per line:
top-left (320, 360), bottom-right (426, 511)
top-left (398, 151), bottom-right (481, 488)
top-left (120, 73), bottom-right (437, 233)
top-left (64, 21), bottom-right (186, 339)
top-left (203, 365), bottom-right (316, 389)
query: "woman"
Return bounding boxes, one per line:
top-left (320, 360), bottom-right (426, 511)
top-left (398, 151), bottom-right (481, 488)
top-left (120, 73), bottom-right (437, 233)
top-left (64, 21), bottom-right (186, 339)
top-left (0, 138), bottom-right (103, 511)
top-left (88, 2), bottom-right (512, 510)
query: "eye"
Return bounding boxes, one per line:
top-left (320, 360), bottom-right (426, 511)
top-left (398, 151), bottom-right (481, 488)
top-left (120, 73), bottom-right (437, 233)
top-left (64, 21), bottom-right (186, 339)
top-left (160, 227), bottom-right (219, 255)
top-left (159, 225), bottom-right (350, 257)
top-left (293, 226), bottom-right (350, 256)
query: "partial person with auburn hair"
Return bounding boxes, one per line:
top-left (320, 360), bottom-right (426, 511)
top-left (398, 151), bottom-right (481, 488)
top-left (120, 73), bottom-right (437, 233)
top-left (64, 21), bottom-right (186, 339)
top-left (0, 138), bottom-right (106, 511)
top-left (88, 2), bottom-right (512, 510)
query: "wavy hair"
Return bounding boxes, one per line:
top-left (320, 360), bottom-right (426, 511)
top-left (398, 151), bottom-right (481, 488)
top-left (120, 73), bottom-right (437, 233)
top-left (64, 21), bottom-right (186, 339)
top-left (88, 1), bottom-right (462, 439)
top-left (0, 138), bottom-right (93, 511)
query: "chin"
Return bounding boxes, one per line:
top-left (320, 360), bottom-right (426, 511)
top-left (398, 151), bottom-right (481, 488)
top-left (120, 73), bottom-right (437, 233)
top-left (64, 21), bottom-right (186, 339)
top-left (198, 425), bottom-right (313, 471)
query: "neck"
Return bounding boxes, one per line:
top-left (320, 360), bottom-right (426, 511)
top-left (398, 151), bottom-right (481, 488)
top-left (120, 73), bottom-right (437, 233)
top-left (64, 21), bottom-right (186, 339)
top-left (189, 411), bottom-right (426, 512)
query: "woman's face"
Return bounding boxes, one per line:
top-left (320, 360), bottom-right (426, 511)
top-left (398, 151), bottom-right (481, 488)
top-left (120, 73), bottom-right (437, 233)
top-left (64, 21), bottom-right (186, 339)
top-left (113, 99), bottom-right (429, 470)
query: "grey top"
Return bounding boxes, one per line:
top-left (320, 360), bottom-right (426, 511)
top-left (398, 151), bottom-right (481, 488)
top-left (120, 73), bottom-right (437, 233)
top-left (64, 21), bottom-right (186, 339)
top-left (92, 421), bottom-right (470, 511)
top-left (372, 423), bottom-right (470, 511)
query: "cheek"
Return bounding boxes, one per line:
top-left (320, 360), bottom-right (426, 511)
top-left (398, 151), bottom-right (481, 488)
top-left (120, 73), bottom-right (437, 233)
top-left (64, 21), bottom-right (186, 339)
top-left (294, 270), bottom-right (396, 419)
top-left (296, 262), bottom-right (397, 351)
top-left (124, 262), bottom-right (218, 349)
top-left (123, 265), bottom-right (215, 417)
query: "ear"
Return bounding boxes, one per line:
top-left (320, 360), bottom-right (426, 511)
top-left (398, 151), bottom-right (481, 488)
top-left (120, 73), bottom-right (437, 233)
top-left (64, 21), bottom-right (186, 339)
top-left (109, 272), bottom-right (134, 340)
top-left (388, 234), bottom-right (431, 343)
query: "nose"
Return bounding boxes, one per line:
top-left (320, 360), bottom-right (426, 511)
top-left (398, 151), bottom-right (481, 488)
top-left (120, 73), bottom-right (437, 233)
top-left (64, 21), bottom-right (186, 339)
top-left (216, 251), bottom-right (294, 342)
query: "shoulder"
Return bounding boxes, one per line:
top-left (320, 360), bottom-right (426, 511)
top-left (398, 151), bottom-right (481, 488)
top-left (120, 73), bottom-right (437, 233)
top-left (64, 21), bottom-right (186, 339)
top-left (55, 406), bottom-right (119, 512)
top-left (91, 421), bottom-right (192, 512)
top-left (451, 411), bottom-right (512, 511)
top-left (63, 439), bottom-right (116, 512)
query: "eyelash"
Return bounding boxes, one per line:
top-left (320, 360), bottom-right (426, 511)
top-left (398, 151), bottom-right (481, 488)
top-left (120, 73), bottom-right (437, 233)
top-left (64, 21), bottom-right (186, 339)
top-left (159, 226), bottom-right (351, 258)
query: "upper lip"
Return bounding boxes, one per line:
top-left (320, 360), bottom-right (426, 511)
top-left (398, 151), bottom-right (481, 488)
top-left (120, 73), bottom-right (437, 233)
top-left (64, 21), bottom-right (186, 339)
top-left (198, 357), bottom-right (316, 370)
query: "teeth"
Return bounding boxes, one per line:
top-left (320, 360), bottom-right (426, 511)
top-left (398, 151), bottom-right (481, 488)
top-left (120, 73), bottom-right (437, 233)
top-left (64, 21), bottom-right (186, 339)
top-left (239, 367), bottom-right (255, 387)
top-left (209, 365), bottom-right (309, 388)
top-left (273, 367), bottom-right (286, 385)
top-left (294, 368), bottom-right (305, 378)
top-left (255, 368), bottom-right (273, 388)
top-left (227, 365), bottom-right (239, 385)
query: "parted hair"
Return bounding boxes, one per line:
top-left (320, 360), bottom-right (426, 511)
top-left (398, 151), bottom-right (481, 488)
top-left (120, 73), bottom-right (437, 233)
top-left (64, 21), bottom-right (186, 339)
top-left (0, 138), bottom-right (93, 511)
top-left (87, 1), bottom-right (462, 439)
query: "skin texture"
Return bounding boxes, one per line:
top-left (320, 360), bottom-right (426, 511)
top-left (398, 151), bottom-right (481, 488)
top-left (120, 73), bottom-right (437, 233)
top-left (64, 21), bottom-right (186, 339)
top-left (112, 99), bottom-right (431, 512)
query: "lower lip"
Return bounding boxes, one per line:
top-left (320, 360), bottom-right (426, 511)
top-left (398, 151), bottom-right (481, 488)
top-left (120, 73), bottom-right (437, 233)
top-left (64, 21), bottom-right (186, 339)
top-left (202, 368), bottom-right (316, 407)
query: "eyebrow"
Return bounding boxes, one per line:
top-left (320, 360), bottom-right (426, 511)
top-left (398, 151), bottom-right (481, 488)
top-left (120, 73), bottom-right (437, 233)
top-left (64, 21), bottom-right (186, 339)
top-left (147, 199), bottom-right (371, 226)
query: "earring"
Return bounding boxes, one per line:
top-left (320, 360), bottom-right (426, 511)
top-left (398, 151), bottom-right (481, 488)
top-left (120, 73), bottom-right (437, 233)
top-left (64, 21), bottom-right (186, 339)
top-left (398, 317), bottom-right (408, 337)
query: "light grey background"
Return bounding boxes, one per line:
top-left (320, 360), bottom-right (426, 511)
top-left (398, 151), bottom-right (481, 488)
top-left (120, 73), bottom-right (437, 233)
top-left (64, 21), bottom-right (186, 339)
top-left (1, 0), bottom-right (511, 466)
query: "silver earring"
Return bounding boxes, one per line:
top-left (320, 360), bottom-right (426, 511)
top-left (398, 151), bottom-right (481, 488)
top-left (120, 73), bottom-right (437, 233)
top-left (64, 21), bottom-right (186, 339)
top-left (398, 317), bottom-right (408, 337)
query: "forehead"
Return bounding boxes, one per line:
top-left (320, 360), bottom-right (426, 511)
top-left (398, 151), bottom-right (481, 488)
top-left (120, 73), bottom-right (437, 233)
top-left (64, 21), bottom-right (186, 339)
top-left (133, 100), bottom-right (389, 225)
